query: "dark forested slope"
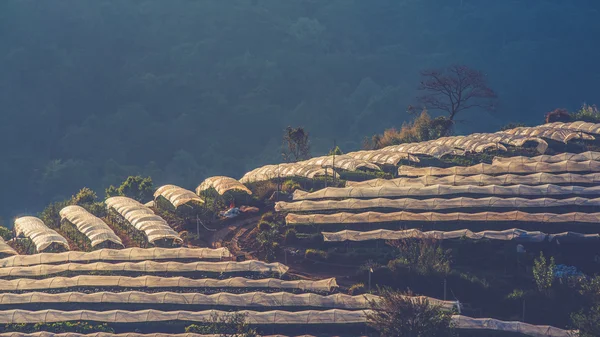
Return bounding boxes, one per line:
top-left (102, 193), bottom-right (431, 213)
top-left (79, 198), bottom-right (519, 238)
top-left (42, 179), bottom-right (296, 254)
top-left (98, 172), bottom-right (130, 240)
top-left (1, 0), bottom-right (599, 221)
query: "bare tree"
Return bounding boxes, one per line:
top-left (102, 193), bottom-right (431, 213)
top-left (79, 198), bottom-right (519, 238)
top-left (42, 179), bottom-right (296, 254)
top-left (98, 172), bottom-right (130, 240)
top-left (418, 65), bottom-right (497, 121)
top-left (282, 126), bottom-right (311, 162)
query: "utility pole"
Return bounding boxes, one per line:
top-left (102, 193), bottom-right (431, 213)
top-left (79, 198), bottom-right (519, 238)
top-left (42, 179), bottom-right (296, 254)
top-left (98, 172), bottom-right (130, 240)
top-left (368, 267), bottom-right (373, 293)
top-left (443, 278), bottom-right (447, 300)
top-left (332, 139), bottom-right (336, 185)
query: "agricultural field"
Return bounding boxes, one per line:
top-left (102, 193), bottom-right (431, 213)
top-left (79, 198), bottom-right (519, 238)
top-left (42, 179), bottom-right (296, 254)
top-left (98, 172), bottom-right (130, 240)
top-left (3, 121), bottom-right (600, 336)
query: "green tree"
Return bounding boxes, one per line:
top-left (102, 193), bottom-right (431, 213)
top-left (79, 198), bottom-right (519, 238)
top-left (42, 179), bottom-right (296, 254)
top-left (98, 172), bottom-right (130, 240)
top-left (105, 176), bottom-right (154, 202)
top-left (0, 226), bottom-right (11, 241)
top-left (533, 252), bottom-right (555, 294)
top-left (367, 288), bottom-right (455, 337)
top-left (71, 187), bottom-right (97, 205)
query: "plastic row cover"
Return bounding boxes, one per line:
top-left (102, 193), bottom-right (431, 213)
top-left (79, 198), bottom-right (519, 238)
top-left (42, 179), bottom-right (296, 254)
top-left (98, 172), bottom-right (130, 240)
top-left (297, 155), bottom-right (380, 172)
top-left (286, 211), bottom-right (600, 225)
top-left (13, 217), bottom-right (69, 252)
top-left (0, 309), bottom-right (367, 325)
top-left (345, 150), bottom-right (420, 165)
top-left (0, 292), bottom-right (367, 309)
top-left (468, 133), bottom-right (548, 153)
top-left (276, 197), bottom-right (600, 213)
top-left (293, 184), bottom-right (600, 200)
top-left (0, 238), bottom-right (17, 256)
top-left (105, 197), bottom-right (182, 244)
top-left (154, 185), bottom-right (204, 208)
top-left (501, 126), bottom-right (595, 143)
top-left (0, 260), bottom-right (290, 278)
top-left (0, 291), bottom-right (460, 311)
top-left (196, 176), bottom-right (252, 195)
top-left (59, 206), bottom-right (123, 248)
top-left (452, 315), bottom-right (574, 337)
top-left (347, 173), bottom-right (600, 188)
top-left (426, 136), bottom-right (507, 153)
top-left (493, 151), bottom-right (600, 163)
top-left (240, 164), bottom-right (333, 184)
top-left (0, 275), bottom-right (337, 292)
top-left (0, 310), bottom-right (574, 337)
top-left (398, 160), bottom-right (600, 177)
top-left (322, 228), bottom-right (599, 242)
top-left (545, 121), bottom-right (600, 134)
top-left (0, 247), bottom-right (231, 268)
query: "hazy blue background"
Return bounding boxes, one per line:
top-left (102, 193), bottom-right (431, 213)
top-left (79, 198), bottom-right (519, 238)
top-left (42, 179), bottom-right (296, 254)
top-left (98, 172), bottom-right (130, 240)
top-left (1, 0), bottom-right (599, 222)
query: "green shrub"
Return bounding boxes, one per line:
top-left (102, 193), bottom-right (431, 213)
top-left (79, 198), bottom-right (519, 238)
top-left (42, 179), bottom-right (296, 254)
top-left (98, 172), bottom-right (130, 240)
top-left (284, 228), bottom-right (297, 243)
top-left (0, 226), bottom-right (11, 241)
top-left (349, 282), bottom-right (365, 295)
top-left (305, 248), bottom-right (328, 261)
top-left (71, 187), bottom-right (97, 205)
top-left (260, 212), bottom-right (275, 223)
top-left (533, 252), bottom-right (555, 294)
top-left (387, 239), bottom-right (452, 276)
top-left (282, 179), bottom-right (301, 193)
top-left (257, 221), bottom-right (272, 232)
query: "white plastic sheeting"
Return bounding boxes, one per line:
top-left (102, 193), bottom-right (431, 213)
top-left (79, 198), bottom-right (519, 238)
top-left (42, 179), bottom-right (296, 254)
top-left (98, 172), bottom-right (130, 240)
top-left (0, 260), bottom-right (290, 278)
top-left (382, 143), bottom-right (465, 158)
top-left (105, 197), bottom-right (182, 244)
top-left (345, 150), bottom-right (420, 165)
top-left (426, 136), bottom-right (507, 153)
top-left (452, 315), bottom-right (574, 337)
top-left (0, 247), bottom-right (231, 268)
top-left (322, 228), bottom-right (599, 242)
top-left (0, 292), bottom-right (459, 311)
top-left (298, 155), bottom-right (381, 172)
top-left (59, 206), bottom-right (123, 248)
top-left (501, 126), bottom-right (595, 143)
top-left (13, 217), bottom-right (69, 252)
top-left (276, 196), bottom-right (600, 213)
top-left (240, 164), bottom-right (333, 184)
top-left (468, 133), bottom-right (548, 154)
top-left (493, 151), bottom-right (600, 163)
top-left (286, 210), bottom-right (600, 225)
top-left (293, 184), bottom-right (600, 200)
top-left (347, 172), bottom-right (600, 188)
top-left (0, 276), bottom-right (337, 292)
top-left (545, 121), bottom-right (600, 135)
top-left (0, 238), bottom-right (17, 256)
top-left (398, 160), bottom-right (600, 177)
top-left (0, 309), bottom-right (368, 325)
top-left (0, 292), bottom-right (371, 309)
top-left (154, 185), bottom-right (204, 208)
top-left (196, 176), bottom-right (252, 195)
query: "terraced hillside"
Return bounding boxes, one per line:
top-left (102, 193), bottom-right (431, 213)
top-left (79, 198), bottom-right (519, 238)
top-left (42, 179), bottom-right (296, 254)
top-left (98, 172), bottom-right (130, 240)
top-left (4, 121), bottom-right (600, 336)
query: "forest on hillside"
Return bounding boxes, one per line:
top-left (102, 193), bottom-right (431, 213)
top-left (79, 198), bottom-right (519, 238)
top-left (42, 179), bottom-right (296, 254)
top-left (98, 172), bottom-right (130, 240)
top-left (1, 0), bottom-right (600, 222)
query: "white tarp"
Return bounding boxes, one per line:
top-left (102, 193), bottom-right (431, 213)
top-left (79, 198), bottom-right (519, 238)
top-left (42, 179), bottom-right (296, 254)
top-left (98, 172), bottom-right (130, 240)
top-left (297, 155), bottom-right (381, 172)
top-left (398, 160), bottom-right (600, 177)
top-left (0, 247), bottom-right (231, 268)
top-left (493, 151), bottom-right (600, 163)
top-left (0, 309), bottom-right (368, 325)
top-left (346, 173), bottom-right (600, 188)
top-left (240, 163), bottom-right (333, 184)
top-left (322, 228), bottom-right (598, 242)
top-left (0, 275), bottom-right (338, 292)
top-left (196, 176), bottom-right (252, 195)
top-left (0, 292), bottom-right (459, 311)
top-left (501, 126), bottom-right (595, 143)
top-left (0, 260), bottom-right (290, 278)
top-left (59, 206), bottom-right (123, 248)
top-left (13, 217), bottom-right (69, 252)
top-left (286, 210), bottom-right (600, 225)
top-left (105, 197), bottom-right (182, 244)
top-left (345, 150), bottom-right (420, 165)
top-left (0, 238), bottom-right (17, 256)
top-left (293, 184), bottom-right (600, 200)
top-left (544, 121), bottom-right (600, 135)
top-left (276, 196), bottom-right (600, 212)
top-left (154, 185), bottom-right (204, 208)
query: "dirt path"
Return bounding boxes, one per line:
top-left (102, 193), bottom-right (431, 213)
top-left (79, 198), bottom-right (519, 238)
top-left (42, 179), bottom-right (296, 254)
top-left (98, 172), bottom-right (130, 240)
top-left (209, 216), bottom-right (260, 248)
